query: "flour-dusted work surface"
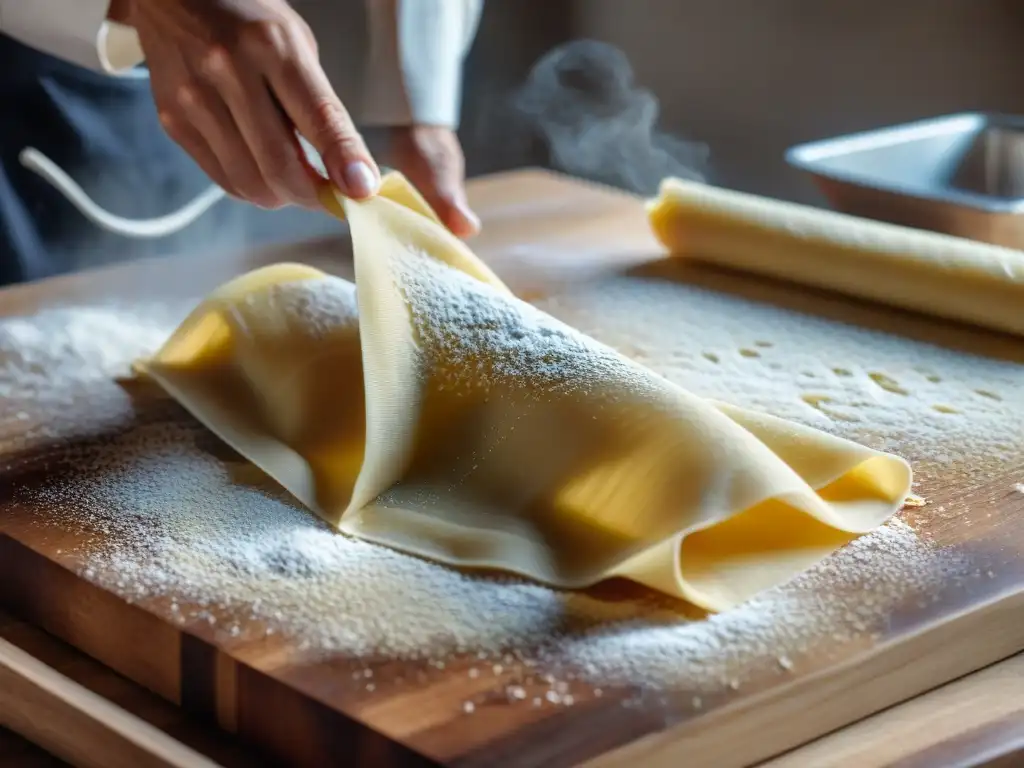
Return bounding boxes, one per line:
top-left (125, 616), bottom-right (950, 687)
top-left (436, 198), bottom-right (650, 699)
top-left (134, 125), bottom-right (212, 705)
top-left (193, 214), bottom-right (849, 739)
top-left (1, 171), bottom-right (1023, 768)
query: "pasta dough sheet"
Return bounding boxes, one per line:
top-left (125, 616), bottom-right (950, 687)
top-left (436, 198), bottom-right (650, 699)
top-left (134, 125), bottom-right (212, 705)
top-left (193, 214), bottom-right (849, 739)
top-left (136, 173), bottom-right (911, 612)
top-left (648, 177), bottom-right (1024, 338)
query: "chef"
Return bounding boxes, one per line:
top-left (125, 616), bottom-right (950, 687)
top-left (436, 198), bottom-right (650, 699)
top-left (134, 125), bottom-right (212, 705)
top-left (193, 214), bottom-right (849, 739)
top-left (0, 0), bottom-right (483, 286)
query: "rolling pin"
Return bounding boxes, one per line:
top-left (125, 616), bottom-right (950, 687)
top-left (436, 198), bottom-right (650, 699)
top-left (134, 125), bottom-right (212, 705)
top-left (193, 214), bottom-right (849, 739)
top-left (647, 178), bottom-right (1024, 337)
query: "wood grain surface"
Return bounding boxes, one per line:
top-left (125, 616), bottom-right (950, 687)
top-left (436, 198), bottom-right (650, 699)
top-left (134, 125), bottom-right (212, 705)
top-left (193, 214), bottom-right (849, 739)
top-left (3, 608), bottom-right (1022, 768)
top-left (1, 170), bottom-right (1024, 767)
top-left (0, 609), bottom-right (260, 768)
top-left (0, 636), bottom-right (219, 768)
top-left (763, 651), bottom-right (1024, 768)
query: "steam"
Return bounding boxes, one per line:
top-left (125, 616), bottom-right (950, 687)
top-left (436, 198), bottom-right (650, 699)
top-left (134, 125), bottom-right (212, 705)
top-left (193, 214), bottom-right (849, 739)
top-left (480, 40), bottom-right (710, 195)
top-left (21, 39), bottom-right (703, 284)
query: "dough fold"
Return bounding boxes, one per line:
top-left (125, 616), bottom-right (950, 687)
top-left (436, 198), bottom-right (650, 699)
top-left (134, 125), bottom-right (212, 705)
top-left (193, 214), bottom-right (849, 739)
top-left (136, 173), bottom-right (912, 612)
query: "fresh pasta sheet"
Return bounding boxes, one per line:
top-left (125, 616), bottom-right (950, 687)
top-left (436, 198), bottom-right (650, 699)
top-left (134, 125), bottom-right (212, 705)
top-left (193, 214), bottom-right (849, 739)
top-left (136, 173), bottom-right (912, 612)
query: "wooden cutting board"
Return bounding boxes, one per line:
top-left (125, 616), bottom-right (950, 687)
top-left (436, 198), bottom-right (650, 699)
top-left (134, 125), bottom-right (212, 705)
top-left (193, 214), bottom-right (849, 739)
top-left (1, 170), bottom-right (1023, 768)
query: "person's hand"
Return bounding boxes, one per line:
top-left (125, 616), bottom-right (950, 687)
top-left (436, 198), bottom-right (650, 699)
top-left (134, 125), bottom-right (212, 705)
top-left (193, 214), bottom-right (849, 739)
top-left (126, 0), bottom-right (380, 209)
top-left (388, 126), bottom-right (481, 239)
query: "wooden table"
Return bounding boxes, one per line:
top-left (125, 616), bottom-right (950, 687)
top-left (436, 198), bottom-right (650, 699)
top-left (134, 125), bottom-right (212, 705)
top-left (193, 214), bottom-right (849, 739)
top-left (2, 170), bottom-right (1024, 767)
top-left (2, 610), bottom-right (1021, 767)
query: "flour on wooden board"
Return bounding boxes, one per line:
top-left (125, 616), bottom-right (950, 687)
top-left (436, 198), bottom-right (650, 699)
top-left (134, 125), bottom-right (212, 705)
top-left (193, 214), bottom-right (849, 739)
top-left (0, 303), bottom-right (187, 443)
top-left (0, 263), bottom-right (1001, 700)
top-left (532, 276), bottom-right (1024, 468)
top-left (22, 420), bottom-right (962, 698)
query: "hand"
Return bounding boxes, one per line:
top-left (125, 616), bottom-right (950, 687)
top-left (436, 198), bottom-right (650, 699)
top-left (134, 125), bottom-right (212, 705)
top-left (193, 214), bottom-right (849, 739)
top-left (388, 126), bottom-right (481, 238)
top-left (126, 0), bottom-right (381, 209)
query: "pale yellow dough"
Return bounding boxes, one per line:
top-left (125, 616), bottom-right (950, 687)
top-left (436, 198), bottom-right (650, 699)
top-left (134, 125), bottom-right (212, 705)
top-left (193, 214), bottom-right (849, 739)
top-left (136, 173), bottom-right (912, 612)
top-left (648, 177), bottom-right (1024, 337)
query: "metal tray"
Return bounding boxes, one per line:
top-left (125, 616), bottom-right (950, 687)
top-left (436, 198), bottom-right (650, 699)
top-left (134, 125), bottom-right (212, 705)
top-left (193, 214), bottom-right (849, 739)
top-left (785, 112), bottom-right (1024, 249)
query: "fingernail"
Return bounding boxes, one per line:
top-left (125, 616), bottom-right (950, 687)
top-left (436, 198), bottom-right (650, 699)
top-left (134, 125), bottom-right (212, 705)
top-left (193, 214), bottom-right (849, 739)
top-left (342, 161), bottom-right (380, 199)
top-left (455, 199), bottom-right (481, 236)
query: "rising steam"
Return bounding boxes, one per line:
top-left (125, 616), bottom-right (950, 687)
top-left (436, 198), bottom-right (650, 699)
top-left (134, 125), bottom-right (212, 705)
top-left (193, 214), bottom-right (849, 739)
top-left (23, 39), bottom-right (704, 284)
top-left (480, 40), bottom-right (710, 195)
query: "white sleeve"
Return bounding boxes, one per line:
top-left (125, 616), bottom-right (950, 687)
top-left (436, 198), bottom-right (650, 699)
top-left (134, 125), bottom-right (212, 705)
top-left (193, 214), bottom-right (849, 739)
top-left (360, 0), bottom-right (483, 128)
top-left (0, 0), bottom-right (144, 73)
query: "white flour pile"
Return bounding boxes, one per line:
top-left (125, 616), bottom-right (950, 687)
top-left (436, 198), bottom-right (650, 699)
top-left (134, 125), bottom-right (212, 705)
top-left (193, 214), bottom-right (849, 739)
top-left (0, 303), bottom-right (185, 448)
top-left (0, 269), bottom-right (995, 699)
top-left (0, 305), bottom-right (176, 396)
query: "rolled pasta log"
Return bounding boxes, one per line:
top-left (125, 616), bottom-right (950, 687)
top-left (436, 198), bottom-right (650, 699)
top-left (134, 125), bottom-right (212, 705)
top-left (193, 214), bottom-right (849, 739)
top-left (648, 177), bottom-right (1024, 337)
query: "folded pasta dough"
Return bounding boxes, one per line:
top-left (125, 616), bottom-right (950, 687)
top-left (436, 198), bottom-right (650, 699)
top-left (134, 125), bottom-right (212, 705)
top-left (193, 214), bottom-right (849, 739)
top-left (136, 172), bottom-right (912, 612)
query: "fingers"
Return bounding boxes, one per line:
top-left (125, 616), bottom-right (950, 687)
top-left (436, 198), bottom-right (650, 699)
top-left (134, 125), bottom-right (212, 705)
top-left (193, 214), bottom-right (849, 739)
top-left (424, 177), bottom-right (481, 240)
top-left (250, 20), bottom-right (381, 199)
top-left (174, 81), bottom-right (285, 208)
top-left (200, 44), bottom-right (320, 208)
top-left (157, 113), bottom-right (237, 198)
top-left (407, 131), bottom-right (480, 239)
top-left (148, 50), bottom-right (244, 201)
top-left (149, 44), bottom-right (284, 208)
top-left (141, 11), bottom-right (379, 209)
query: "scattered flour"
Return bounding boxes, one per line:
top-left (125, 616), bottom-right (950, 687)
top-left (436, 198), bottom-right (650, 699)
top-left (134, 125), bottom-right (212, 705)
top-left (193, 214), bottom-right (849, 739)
top-left (556, 517), bottom-right (964, 692)
top-left (534, 275), bottom-right (1024, 466)
top-left (0, 304), bottom-right (185, 456)
top-left (0, 305), bottom-right (178, 397)
top-left (20, 418), bottom-right (960, 695)
top-left (0, 284), bottom-right (976, 702)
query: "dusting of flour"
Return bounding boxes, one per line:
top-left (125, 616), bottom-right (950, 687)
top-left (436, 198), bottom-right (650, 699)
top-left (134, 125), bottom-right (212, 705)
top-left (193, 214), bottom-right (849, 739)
top-left (0, 305), bottom-right (176, 400)
top-left (243, 276), bottom-right (359, 341)
top-left (23, 419), bottom-right (958, 696)
top-left (395, 250), bottom-right (653, 398)
top-left (0, 304), bottom-right (186, 453)
top-left (0, 278), bottom-right (983, 700)
top-left (534, 275), bottom-right (1024, 466)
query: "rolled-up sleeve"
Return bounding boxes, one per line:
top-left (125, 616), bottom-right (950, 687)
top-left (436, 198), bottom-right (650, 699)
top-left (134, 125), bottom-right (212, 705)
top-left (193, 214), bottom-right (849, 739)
top-left (0, 0), bottom-right (144, 73)
top-left (361, 0), bottom-right (483, 128)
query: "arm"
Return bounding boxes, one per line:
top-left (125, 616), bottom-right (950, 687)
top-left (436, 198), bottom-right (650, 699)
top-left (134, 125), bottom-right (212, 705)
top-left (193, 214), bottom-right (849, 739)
top-left (361, 0), bottom-right (484, 128)
top-left (0, 0), bottom-right (144, 73)
top-left (0, 0), bottom-right (480, 234)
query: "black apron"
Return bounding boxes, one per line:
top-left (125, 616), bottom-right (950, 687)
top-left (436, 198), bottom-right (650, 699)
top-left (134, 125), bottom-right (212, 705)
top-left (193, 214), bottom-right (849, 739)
top-left (0, 32), bottom-right (340, 288)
